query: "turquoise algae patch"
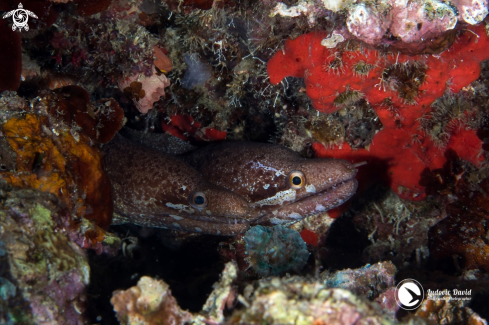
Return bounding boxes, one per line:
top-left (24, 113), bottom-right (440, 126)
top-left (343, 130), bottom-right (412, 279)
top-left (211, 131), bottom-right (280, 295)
top-left (244, 225), bottom-right (310, 277)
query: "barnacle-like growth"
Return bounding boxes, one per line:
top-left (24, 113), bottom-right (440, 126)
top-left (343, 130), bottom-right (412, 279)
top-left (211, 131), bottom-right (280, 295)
top-left (324, 53), bottom-right (344, 75)
top-left (418, 94), bottom-right (471, 147)
top-left (334, 87), bottom-right (364, 107)
top-left (244, 225), bottom-right (310, 277)
top-left (352, 60), bottom-right (376, 77)
top-left (305, 116), bottom-right (345, 148)
top-left (336, 99), bottom-right (382, 149)
top-left (225, 71), bottom-right (249, 108)
top-left (379, 61), bottom-right (427, 104)
top-left (175, 11), bottom-right (209, 52)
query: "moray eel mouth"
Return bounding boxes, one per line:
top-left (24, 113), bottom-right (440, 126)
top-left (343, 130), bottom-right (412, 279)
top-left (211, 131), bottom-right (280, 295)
top-left (254, 173), bottom-right (358, 226)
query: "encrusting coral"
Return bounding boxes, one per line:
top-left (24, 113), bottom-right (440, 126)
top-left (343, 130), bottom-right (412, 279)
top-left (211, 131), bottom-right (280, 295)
top-left (108, 261), bottom-right (410, 325)
top-left (0, 181), bottom-right (90, 324)
top-left (229, 277), bottom-right (397, 325)
top-left (0, 87), bottom-right (123, 247)
top-left (415, 292), bottom-right (488, 325)
top-left (111, 276), bottom-right (192, 325)
top-left (243, 225), bottom-right (310, 277)
top-left (268, 24), bottom-right (489, 199)
top-left (271, 0), bottom-right (488, 53)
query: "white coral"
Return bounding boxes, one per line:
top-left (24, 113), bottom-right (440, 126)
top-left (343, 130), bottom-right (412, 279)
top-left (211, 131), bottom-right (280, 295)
top-left (270, 1), bottom-right (318, 25)
top-left (347, 3), bottom-right (391, 45)
top-left (321, 0), bottom-right (347, 12)
top-left (456, 0), bottom-right (489, 24)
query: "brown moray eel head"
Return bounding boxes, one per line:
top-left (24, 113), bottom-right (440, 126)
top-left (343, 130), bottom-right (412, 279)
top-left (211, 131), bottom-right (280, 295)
top-left (182, 142), bottom-right (358, 225)
top-left (103, 135), bottom-right (251, 235)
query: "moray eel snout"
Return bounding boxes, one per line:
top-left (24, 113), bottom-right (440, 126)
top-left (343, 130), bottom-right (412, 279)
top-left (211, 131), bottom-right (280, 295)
top-left (182, 142), bottom-right (360, 226)
top-left (255, 158), bottom-right (358, 225)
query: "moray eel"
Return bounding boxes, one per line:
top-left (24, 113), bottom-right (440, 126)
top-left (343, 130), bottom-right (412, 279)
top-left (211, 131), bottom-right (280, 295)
top-left (181, 142), bottom-right (358, 226)
top-left (103, 134), bottom-right (252, 235)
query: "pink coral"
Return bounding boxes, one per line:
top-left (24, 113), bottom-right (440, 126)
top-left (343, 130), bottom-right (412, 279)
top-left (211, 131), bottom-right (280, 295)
top-left (346, 3), bottom-right (391, 45)
top-left (111, 276), bottom-right (192, 325)
top-left (343, 0), bottom-right (487, 50)
top-left (119, 66), bottom-right (170, 114)
top-left (388, 0), bottom-right (458, 43)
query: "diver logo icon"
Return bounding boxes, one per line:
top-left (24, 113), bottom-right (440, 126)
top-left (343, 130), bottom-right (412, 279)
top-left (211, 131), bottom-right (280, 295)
top-left (2, 3), bottom-right (38, 32)
top-left (395, 279), bottom-right (424, 310)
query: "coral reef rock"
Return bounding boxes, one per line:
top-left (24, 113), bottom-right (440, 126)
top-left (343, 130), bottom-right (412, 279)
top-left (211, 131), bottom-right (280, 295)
top-left (230, 276), bottom-right (397, 325)
top-left (416, 292), bottom-right (488, 325)
top-left (244, 225), bottom-right (310, 277)
top-left (111, 276), bottom-right (192, 325)
top-left (0, 180), bottom-right (90, 324)
top-left (320, 261), bottom-right (396, 298)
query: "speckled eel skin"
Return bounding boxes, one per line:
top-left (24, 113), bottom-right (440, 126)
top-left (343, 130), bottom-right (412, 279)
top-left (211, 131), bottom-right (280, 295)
top-left (103, 134), bottom-right (252, 235)
top-left (103, 132), bottom-right (358, 235)
top-left (181, 142), bottom-right (358, 226)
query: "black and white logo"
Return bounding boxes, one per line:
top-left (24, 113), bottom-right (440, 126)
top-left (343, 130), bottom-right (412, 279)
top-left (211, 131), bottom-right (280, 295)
top-left (2, 3), bottom-right (38, 32)
top-left (395, 279), bottom-right (424, 310)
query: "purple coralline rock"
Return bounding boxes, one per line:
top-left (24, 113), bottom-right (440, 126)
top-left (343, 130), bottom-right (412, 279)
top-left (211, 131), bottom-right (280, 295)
top-left (346, 0), bottom-right (459, 45)
top-left (0, 180), bottom-right (90, 325)
top-left (375, 288), bottom-right (399, 319)
top-left (389, 0), bottom-right (458, 43)
top-left (271, 0), bottom-right (488, 53)
top-left (345, 0), bottom-right (488, 49)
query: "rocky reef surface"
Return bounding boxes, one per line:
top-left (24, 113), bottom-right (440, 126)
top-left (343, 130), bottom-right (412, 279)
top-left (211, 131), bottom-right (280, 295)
top-left (1, 0), bottom-right (489, 324)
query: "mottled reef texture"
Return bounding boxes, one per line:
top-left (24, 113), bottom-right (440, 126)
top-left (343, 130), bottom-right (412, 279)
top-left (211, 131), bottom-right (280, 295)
top-left (1, 0), bottom-right (489, 324)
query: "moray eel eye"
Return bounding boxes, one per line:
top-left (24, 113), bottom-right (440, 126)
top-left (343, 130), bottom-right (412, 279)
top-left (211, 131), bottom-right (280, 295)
top-left (189, 191), bottom-right (208, 209)
top-left (287, 171), bottom-right (306, 189)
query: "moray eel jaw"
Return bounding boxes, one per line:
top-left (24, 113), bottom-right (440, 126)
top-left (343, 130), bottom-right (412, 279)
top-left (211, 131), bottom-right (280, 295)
top-left (182, 142), bottom-right (360, 225)
top-left (256, 178), bottom-right (358, 225)
top-left (251, 158), bottom-right (359, 225)
top-left (292, 158), bottom-right (358, 201)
